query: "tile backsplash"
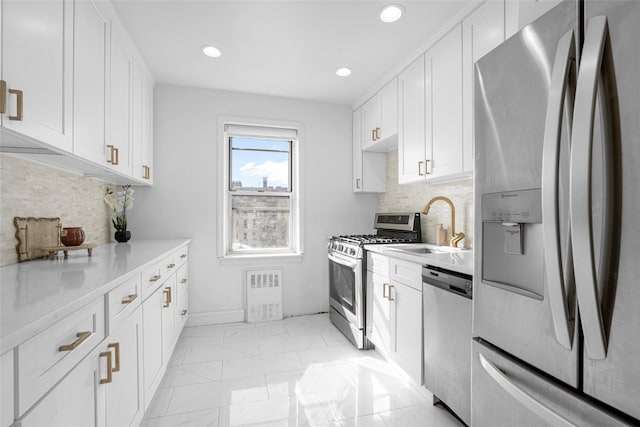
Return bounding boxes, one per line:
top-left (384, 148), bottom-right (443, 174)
top-left (0, 154), bottom-right (113, 266)
top-left (377, 150), bottom-right (474, 248)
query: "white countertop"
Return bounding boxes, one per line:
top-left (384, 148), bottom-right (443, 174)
top-left (0, 239), bottom-right (190, 353)
top-left (364, 243), bottom-right (473, 276)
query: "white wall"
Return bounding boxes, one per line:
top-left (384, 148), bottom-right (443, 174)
top-left (129, 84), bottom-right (378, 323)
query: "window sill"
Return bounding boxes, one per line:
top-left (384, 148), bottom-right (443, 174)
top-left (218, 252), bottom-right (304, 265)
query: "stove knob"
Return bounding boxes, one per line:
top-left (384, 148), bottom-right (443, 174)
top-left (350, 248), bottom-right (355, 256)
top-left (338, 244), bottom-right (343, 252)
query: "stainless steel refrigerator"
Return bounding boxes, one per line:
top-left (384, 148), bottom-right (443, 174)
top-left (473, 0), bottom-right (640, 425)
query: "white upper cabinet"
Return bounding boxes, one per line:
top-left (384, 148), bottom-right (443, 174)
top-left (397, 54), bottom-right (426, 184)
top-left (462, 0), bottom-right (506, 172)
top-left (505, 0), bottom-right (564, 38)
top-left (353, 107), bottom-right (386, 193)
top-left (362, 77), bottom-right (398, 152)
top-left (72, 0), bottom-right (108, 165)
top-left (0, 0), bottom-right (73, 152)
top-left (132, 65), bottom-right (154, 183)
top-left (427, 24), bottom-right (464, 180)
top-left (107, 28), bottom-right (134, 176)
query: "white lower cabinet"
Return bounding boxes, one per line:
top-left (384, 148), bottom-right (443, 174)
top-left (6, 243), bottom-right (189, 427)
top-left (366, 252), bottom-right (423, 384)
top-left (16, 345), bottom-right (105, 427)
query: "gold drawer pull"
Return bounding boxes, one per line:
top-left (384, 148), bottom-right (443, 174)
top-left (181, 278), bottom-right (187, 284)
top-left (180, 254), bottom-right (187, 259)
top-left (375, 127), bottom-right (380, 140)
top-left (107, 144), bottom-right (115, 164)
top-left (0, 80), bottom-right (6, 114)
top-left (100, 351), bottom-right (113, 384)
top-left (356, 178), bottom-right (361, 189)
top-left (181, 309), bottom-right (188, 316)
top-left (143, 165), bottom-right (150, 179)
top-left (167, 263), bottom-right (176, 269)
top-left (8, 88), bottom-right (23, 121)
top-left (121, 294), bottom-right (138, 304)
top-left (149, 274), bottom-right (161, 282)
top-left (163, 287), bottom-right (172, 307)
top-left (108, 342), bottom-right (120, 372)
top-left (112, 147), bottom-right (119, 165)
top-left (59, 331), bottom-right (91, 352)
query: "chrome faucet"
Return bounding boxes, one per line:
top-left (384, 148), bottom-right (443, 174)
top-left (422, 196), bottom-right (465, 248)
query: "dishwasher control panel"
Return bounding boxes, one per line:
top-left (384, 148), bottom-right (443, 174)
top-left (422, 265), bottom-right (473, 299)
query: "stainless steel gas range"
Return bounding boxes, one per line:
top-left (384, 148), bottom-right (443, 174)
top-left (328, 213), bottom-right (421, 349)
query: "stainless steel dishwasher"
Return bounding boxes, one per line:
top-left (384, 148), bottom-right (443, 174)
top-left (423, 264), bottom-right (472, 426)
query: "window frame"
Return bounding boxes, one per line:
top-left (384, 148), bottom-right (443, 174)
top-left (217, 116), bottom-right (304, 261)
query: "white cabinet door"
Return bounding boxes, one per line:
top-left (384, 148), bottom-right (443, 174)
top-left (362, 95), bottom-right (379, 150)
top-left (132, 65), bottom-right (154, 183)
top-left (143, 285), bottom-right (164, 409)
top-left (17, 346), bottom-right (105, 427)
top-left (1, 351), bottom-right (13, 427)
top-left (367, 270), bottom-right (391, 354)
top-left (105, 307), bottom-right (144, 427)
top-left (397, 54), bottom-right (426, 184)
top-left (1, 0), bottom-right (73, 151)
top-left (73, 0), bottom-right (108, 165)
top-left (378, 77), bottom-right (398, 142)
top-left (390, 281), bottom-right (423, 384)
top-left (107, 30), bottom-right (133, 175)
top-left (463, 1), bottom-right (505, 173)
top-left (428, 24), bottom-right (463, 179)
top-left (161, 275), bottom-right (177, 360)
top-left (353, 108), bottom-right (386, 193)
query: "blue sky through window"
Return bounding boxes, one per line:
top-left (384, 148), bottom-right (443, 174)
top-left (231, 138), bottom-right (290, 190)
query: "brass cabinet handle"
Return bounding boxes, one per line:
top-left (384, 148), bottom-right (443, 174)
top-left (180, 254), bottom-right (187, 259)
top-left (163, 286), bottom-right (172, 307)
top-left (181, 278), bottom-right (187, 284)
top-left (143, 165), bottom-right (150, 179)
top-left (108, 342), bottom-right (120, 372)
top-left (418, 161), bottom-right (425, 176)
top-left (112, 147), bottom-right (119, 165)
top-left (382, 283), bottom-right (390, 299)
top-left (425, 159), bottom-right (431, 175)
top-left (0, 80), bottom-right (6, 114)
top-left (388, 284), bottom-right (395, 301)
top-left (59, 331), bottom-right (91, 352)
top-left (121, 294), bottom-right (137, 304)
top-left (100, 351), bottom-right (113, 384)
top-left (107, 145), bottom-right (115, 164)
top-left (375, 127), bottom-right (380, 140)
top-left (371, 129), bottom-right (376, 141)
top-left (167, 263), bottom-right (176, 269)
top-left (8, 89), bottom-right (23, 121)
top-left (356, 178), bottom-right (361, 189)
top-left (149, 274), bottom-right (161, 282)
top-left (181, 309), bottom-right (188, 316)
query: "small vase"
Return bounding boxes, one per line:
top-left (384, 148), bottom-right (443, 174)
top-left (60, 227), bottom-right (85, 246)
top-left (114, 230), bottom-right (131, 243)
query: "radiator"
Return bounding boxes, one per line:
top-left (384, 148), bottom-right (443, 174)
top-left (246, 269), bottom-right (283, 322)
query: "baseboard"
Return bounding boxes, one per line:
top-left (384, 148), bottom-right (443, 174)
top-left (185, 309), bottom-right (246, 327)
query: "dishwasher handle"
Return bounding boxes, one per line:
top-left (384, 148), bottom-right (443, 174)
top-left (422, 265), bottom-right (473, 299)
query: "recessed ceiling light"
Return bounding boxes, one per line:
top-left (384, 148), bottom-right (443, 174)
top-left (201, 45), bottom-right (221, 58)
top-left (336, 67), bottom-right (352, 77)
top-left (379, 4), bottom-right (404, 23)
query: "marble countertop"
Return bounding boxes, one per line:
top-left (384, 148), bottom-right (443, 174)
top-left (364, 243), bottom-right (473, 275)
top-left (0, 239), bottom-right (190, 353)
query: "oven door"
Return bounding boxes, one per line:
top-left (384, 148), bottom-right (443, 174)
top-left (328, 251), bottom-right (363, 330)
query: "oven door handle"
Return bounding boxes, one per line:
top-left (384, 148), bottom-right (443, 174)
top-left (328, 253), bottom-right (357, 270)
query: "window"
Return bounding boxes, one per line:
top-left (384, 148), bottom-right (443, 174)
top-left (219, 120), bottom-right (302, 258)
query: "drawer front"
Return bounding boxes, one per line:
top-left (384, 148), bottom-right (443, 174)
top-left (141, 262), bottom-right (162, 300)
top-left (367, 251), bottom-right (389, 275)
top-left (389, 258), bottom-right (422, 291)
top-left (108, 275), bottom-right (142, 328)
top-left (18, 297), bottom-right (105, 416)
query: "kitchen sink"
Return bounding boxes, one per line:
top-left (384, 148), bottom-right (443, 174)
top-left (396, 247), bottom-right (444, 254)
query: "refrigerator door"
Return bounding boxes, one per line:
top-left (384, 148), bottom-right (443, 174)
top-left (578, 1), bottom-right (640, 420)
top-left (472, 339), bottom-right (629, 427)
top-left (473, 0), bottom-right (579, 387)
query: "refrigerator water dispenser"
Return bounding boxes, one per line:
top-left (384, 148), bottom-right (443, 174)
top-left (481, 189), bottom-right (544, 299)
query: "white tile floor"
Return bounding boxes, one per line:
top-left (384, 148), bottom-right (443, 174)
top-left (142, 313), bottom-right (463, 427)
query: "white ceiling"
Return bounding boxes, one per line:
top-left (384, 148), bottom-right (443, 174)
top-left (111, 0), bottom-right (479, 106)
